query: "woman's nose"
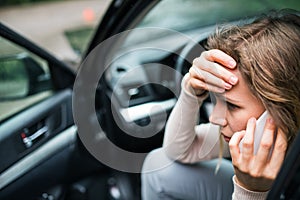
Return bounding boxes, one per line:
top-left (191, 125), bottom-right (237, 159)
top-left (209, 104), bottom-right (227, 127)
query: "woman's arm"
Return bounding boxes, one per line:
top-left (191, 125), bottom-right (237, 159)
top-left (232, 176), bottom-right (269, 200)
top-left (163, 73), bottom-right (230, 163)
top-left (163, 49), bottom-right (238, 163)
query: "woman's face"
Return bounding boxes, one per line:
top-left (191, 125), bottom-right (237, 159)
top-left (209, 69), bottom-right (265, 142)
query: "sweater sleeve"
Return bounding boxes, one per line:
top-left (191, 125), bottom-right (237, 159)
top-left (232, 176), bottom-right (269, 200)
top-left (163, 73), bottom-right (230, 163)
top-left (163, 74), bottom-right (269, 199)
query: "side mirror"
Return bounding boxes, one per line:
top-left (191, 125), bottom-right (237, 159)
top-left (0, 53), bottom-right (51, 100)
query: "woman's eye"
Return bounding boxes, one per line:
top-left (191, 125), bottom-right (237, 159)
top-left (227, 102), bottom-right (239, 110)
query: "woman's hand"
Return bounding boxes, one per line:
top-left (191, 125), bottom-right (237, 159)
top-left (187, 49), bottom-right (238, 95)
top-left (229, 117), bottom-right (288, 192)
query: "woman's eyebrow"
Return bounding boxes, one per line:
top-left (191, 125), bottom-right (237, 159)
top-left (214, 93), bottom-right (240, 104)
top-left (225, 96), bottom-right (240, 104)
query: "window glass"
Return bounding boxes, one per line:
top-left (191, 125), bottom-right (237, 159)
top-left (0, 36), bottom-right (53, 122)
top-left (105, 0), bottom-right (300, 105)
top-left (0, 0), bottom-right (113, 69)
top-left (139, 0), bottom-right (300, 31)
top-left (0, 58), bottom-right (29, 98)
top-left (123, 0), bottom-right (300, 47)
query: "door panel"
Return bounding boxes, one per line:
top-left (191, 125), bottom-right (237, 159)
top-left (0, 89), bottom-right (75, 198)
top-left (0, 89), bottom-right (73, 174)
top-left (0, 22), bottom-right (79, 200)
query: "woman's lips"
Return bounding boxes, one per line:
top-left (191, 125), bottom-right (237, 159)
top-left (222, 134), bottom-right (231, 142)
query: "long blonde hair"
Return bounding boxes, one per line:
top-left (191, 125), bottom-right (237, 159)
top-left (207, 10), bottom-right (300, 146)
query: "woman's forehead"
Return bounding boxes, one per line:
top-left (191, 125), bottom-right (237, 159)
top-left (223, 69), bottom-right (254, 103)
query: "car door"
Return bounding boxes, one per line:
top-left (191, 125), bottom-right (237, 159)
top-left (2, 0), bottom-right (298, 199)
top-left (0, 1), bottom-right (161, 199)
top-left (0, 23), bottom-right (104, 200)
top-left (78, 0), bottom-right (300, 199)
top-left (81, 0), bottom-right (300, 170)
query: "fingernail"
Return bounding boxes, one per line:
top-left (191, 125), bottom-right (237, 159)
top-left (229, 60), bottom-right (236, 67)
top-left (224, 82), bottom-right (232, 90)
top-left (229, 76), bottom-right (238, 85)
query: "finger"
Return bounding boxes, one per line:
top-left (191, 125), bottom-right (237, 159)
top-left (193, 54), bottom-right (238, 85)
top-left (203, 49), bottom-right (237, 69)
top-left (256, 118), bottom-right (276, 163)
top-left (267, 128), bottom-right (288, 178)
top-left (249, 118), bottom-right (276, 176)
top-left (190, 66), bottom-right (232, 90)
top-left (189, 78), bottom-right (225, 93)
top-left (229, 131), bottom-right (246, 165)
top-left (241, 118), bottom-right (256, 160)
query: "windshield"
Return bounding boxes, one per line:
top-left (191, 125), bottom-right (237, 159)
top-left (119, 0), bottom-right (300, 48)
top-left (138, 0), bottom-right (300, 32)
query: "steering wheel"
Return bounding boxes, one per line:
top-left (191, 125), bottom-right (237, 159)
top-left (174, 33), bottom-right (212, 123)
top-left (174, 33), bottom-right (210, 94)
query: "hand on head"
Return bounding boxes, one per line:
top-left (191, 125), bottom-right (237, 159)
top-left (187, 49), bottom-right (238, 95)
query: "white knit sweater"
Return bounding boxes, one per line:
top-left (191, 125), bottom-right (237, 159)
top-left (163, 74), bottom-right (269, 200)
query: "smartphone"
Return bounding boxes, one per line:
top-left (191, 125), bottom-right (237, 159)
top-left (239, 111), bottom-right (269, 155)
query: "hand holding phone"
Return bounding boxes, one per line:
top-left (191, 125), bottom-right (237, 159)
top-left (239, 111), bottom-right (270, 155)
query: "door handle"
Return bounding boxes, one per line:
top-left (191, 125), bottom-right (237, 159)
top-left (22, 126), bottom-right (48, 148)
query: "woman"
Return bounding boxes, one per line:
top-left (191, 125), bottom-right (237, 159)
top-left (141, 10), bottom-right (300, 200)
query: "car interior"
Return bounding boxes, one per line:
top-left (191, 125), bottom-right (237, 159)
top-left (0, 0), bottom-right (300, 200)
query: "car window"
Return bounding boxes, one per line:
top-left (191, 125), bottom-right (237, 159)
top-left (0, 0), bottom-right (112, 70)
top-left (102, 0), bottom-right (300, 130)
top-left (139, 0), bottom-right (299, 30)
top-left (0, 36), bottom-right (53, 122)
top-left (123, 0), bottom-right (300, 47)
top-left (106, 0), bottom-right (300, 94)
